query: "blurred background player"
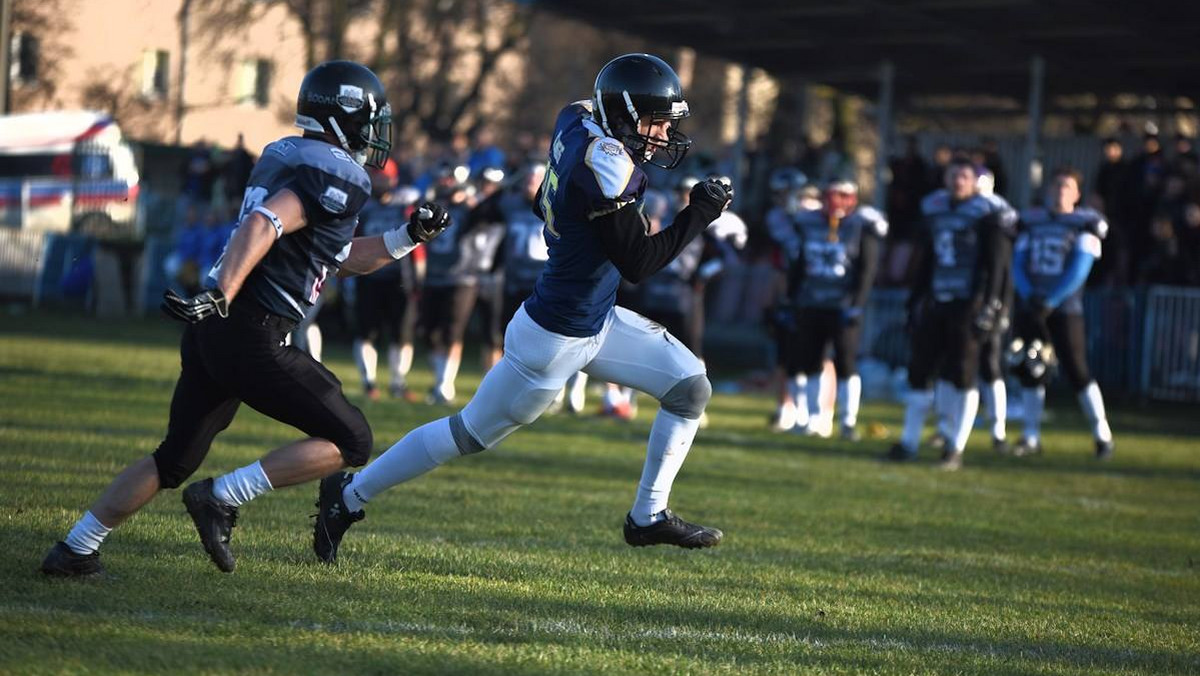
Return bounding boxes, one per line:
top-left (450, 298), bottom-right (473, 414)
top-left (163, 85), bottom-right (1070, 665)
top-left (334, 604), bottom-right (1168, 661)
top-left (888, 159), bottom-right (1016, 470)
top-left (1012, 167), bottom-right (1115, 459)
top-left (466, 166), bottom-right (510, 373)
top-left (420, 164), bottom-right (504, 404)
top-left (353, 166), bottom-right (421, 400)
top-left (786, 179), bottom-right (886, 441)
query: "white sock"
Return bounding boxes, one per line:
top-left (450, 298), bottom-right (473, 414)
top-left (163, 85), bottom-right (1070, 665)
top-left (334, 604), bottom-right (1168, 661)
top-left (213, 460), bottom-right (274, 507)
top-left (354, 339), bottom-right (378, 388)
top-left (440, 352), bottom-right (461, 400)
top-left (839, 375), bottom-right (861, 428)
top-left (988, 379), bottom-right (1007, 440)
top-left (901, 389), bottom-right (934, 452)
top-left (1078, 381), bottom-right (1113, 443)
top-left (805, 375), bottom-right (823, 429)
top-left (950, 387), bottom-right (980, 453)
top-left (935, 380), bottom-right (955, 439)
top-left (1022, 385), bottom-right (1045, 443)
top-left (347, 417), bottom-right (461, 508)
top-left (567, 372), bottom-right (588, 411)
top-left (388, 345), bottom-right (411, 388)
top-left (791, 374), bottom-right (810, 427)
top-left (630, 410), bottom-right (701, 526)
top-left (306, 324), bottom-right (322, 362)
top-left (64, 511), bottom-right (112, 555)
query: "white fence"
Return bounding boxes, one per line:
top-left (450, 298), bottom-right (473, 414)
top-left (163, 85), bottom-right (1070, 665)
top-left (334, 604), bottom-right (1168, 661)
top-left (1141, 286), bottom-right (1200, 402)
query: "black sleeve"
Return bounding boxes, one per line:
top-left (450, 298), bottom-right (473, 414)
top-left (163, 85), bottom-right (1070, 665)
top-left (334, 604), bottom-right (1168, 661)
top-left (977, 216), bottom-right (1014, 306)
top-left (785, 229), bottom-right (806, 302)
top-left (594, 201), bottom-right (721, 284)
top-left (907, 220), bottom-right (933, 312)
top-left (849, 231), bottom-right (882, 309)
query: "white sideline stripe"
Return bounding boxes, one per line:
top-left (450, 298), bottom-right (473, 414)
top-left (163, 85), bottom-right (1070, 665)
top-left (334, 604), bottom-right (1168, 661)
top-left (4, 603), bottom-right (1191, 668)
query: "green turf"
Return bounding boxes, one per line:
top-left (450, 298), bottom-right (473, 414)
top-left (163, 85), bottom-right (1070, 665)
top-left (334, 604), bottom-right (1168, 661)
top-left (1, 311), bottom-right (1197, 675)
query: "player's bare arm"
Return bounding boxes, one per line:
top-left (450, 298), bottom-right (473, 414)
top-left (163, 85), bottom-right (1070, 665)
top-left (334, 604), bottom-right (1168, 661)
top-left (339, 202), bottom-right (450, 277)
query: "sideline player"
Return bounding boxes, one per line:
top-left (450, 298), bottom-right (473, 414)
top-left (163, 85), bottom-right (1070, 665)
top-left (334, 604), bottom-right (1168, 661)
top-left (313, 53), bottom-right (733, 563)
top-left (1011, 167), bottom-right (1114, 459)
top-left (786, 180), bottom-right (886, 441)
top-left (887, 159), bottom-right (1016, 470)
top-left (40, 61), bottom-right (450, 577)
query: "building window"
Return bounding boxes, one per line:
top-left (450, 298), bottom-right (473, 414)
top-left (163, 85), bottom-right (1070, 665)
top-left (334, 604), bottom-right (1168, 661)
top-left (236, 59), bottom-right (272, 108)
top-left (141, 50), bottom-right (169, 100)
top-left (11, 32), bottom-right (39, 85)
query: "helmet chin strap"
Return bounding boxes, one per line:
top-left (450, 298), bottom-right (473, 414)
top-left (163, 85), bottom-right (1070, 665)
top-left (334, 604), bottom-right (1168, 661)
top-left (327, 116), bottom-right (367, 166)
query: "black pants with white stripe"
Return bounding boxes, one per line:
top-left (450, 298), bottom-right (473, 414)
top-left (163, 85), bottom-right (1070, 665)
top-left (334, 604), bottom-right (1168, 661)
top-left (151, 301), bottom-right (373, 489)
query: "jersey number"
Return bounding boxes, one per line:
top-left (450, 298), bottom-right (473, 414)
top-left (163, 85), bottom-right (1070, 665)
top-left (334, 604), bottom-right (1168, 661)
top-left (539, 164), bottom-right (560, 238)
top-left (1030, 236), bottom-right (1067, 276)
top-left (935, 229), bottom-right (957, 267)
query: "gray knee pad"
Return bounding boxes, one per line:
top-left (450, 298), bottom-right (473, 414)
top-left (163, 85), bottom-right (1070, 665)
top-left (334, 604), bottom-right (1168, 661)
top-left (659, 374), bottom-right (711, 420)
top-left (449, 414), bottom-right (486, 456)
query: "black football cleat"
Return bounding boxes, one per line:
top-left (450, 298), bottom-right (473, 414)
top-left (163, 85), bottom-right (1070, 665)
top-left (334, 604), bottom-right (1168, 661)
top-left (937, 448), bottom-right (963, 471)
top-left (40, 542), bottom-right (105, 578)
top-left (624, 510), bottom-right (722, 549)
top-left (1012, 438), bottom-right (1043, 457)
top-left (182, 478), bottom-right (238, 573)
top-left (840, 424), bottom-right (862, 442)
top-left (1095, 439), bottom-right (1114, 461)
top-left (883, 443), bottom-right (918, 462)
top-left (313, 471), bottom-right (364, 564)
top-left (992, 437), bottom-right (1012, 456)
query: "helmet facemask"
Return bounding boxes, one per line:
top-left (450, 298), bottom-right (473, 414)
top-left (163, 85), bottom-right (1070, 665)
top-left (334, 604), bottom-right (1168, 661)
top-left (598, 90), bottom-right (691, 170)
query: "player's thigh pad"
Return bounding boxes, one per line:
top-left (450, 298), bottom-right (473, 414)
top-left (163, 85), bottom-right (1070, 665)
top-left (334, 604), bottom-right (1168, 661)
top-left (459, 307), bottom-right (593, 449)
top-left (584, 307), bottom-right (709, 416)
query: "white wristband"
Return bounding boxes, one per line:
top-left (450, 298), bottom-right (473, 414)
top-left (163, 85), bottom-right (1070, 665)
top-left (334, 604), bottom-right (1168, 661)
top-left (382, 226), bottom-right (417, 260)
top-left (251, 205), bottom-right (284, 239)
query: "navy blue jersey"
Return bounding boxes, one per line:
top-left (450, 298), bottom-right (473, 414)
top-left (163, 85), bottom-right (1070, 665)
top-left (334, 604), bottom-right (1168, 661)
top-left (919, 190), bottom-right (1016, 302)
top-left (209, 136), bottom-right (370, 321)
top-left (356, 197), bottom-right (415, 286)
top-left (523, 101), bottom-right (648, 336)
top-left (1016, 206), bottom-right (1106, 314)
top-left (791, 206), bottom-right (888, 308)
top-left (422, 202), bottom-right (504, 287)
top-left (502, 195), bottom-right (550, 296)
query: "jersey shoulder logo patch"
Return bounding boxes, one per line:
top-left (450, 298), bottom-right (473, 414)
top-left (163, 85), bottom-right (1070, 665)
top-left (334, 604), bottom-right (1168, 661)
top-left (584, 138), bottom-right (635, 200)
top-left (320, 185), bottom-right (349, 213)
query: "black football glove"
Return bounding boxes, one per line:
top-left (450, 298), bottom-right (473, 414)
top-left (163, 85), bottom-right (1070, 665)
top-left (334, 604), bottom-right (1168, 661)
top-left (162, 288), bottom-right (228, 324)
top-left (690, 177), bottom-right (733, 215)
top-left (407, 202), bottom-right (450, 244)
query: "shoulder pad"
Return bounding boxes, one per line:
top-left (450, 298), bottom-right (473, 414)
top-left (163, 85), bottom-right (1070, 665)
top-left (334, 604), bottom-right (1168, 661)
top-left (1076, 208), bottom-right (1109, 239)
top-left (920, 190), bottom-right (949, 215)
top-left (854, 205), bottom-right (889, 238)
top-left (584, 137), bottom-right (637, 200)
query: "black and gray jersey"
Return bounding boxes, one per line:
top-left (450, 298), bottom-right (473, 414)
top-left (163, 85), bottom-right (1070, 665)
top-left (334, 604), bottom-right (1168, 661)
top-left (357, 197), bottom-right (415, 286)
top-left (791, 206), bottom-right (888, 308)
top-left (1016, 206), bottom-right (1106, 314)
top-left (424, 200), bottom-right (506, 288)
top-left (919, 190), bottom-right (1016, 302)
top-left (502, 196), bottom-right (550, 295)
top-left (209, 135), bottom-right (370, 321)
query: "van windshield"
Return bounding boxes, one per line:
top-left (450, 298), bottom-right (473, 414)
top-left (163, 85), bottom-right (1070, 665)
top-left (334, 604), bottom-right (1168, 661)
top-left (0, 152), bottom-right (114, 179)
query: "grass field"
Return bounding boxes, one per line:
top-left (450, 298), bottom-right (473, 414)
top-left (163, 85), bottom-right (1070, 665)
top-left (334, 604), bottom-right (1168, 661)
top-left (1, 311), bottom-right (1197, 675)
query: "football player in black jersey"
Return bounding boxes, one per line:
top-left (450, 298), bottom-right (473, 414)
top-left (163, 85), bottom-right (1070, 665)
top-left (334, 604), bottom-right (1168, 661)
top-left (41, 61), bottom-right (451, 577)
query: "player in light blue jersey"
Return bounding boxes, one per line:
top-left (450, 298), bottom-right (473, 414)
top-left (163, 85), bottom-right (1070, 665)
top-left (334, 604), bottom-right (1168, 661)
top-left (1011, 167), bottom-right (1114, 459)
top-left (313, 54), bottom-right (734, 562)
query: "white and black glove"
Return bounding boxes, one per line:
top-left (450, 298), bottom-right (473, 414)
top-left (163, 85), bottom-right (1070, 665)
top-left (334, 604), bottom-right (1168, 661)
top-left (162, 288), bottom-right (228, 324)
top-left (407, 202), bottom-right (451, 244)
top-left (690, 177), bottom-right (733, 215)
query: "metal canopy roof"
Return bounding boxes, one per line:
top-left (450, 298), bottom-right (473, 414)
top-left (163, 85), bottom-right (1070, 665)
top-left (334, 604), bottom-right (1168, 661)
top-left (535, 0), bottom-right (1200, 100)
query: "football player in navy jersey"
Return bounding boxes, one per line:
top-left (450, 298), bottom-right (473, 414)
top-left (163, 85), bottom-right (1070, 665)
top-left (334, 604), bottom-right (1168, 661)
top-left (887, 159), bottom-right (1017, 470)
top-left (313, 54), bottom-right (733, 563)
top-left (1011, 167), bottom-right (1114, 459)
top-left (786, 180), bottom-right (887, 441)
top-left (40, 61), bottom-right (451, 577)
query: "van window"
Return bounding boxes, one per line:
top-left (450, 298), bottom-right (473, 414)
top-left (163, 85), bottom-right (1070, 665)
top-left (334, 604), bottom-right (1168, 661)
top-left (0, 154), bottom-right (69, 179)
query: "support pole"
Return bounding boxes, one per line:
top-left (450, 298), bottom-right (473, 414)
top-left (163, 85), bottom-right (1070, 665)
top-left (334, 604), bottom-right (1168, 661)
top-left (731, 63), bottom-right (750, 206)
top-left (874, 60), bottom-right (895, 210)
top-left (1021, 55), bottom-right (1045, 208)
top-left (0, 0), bottom-right (12, 114)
